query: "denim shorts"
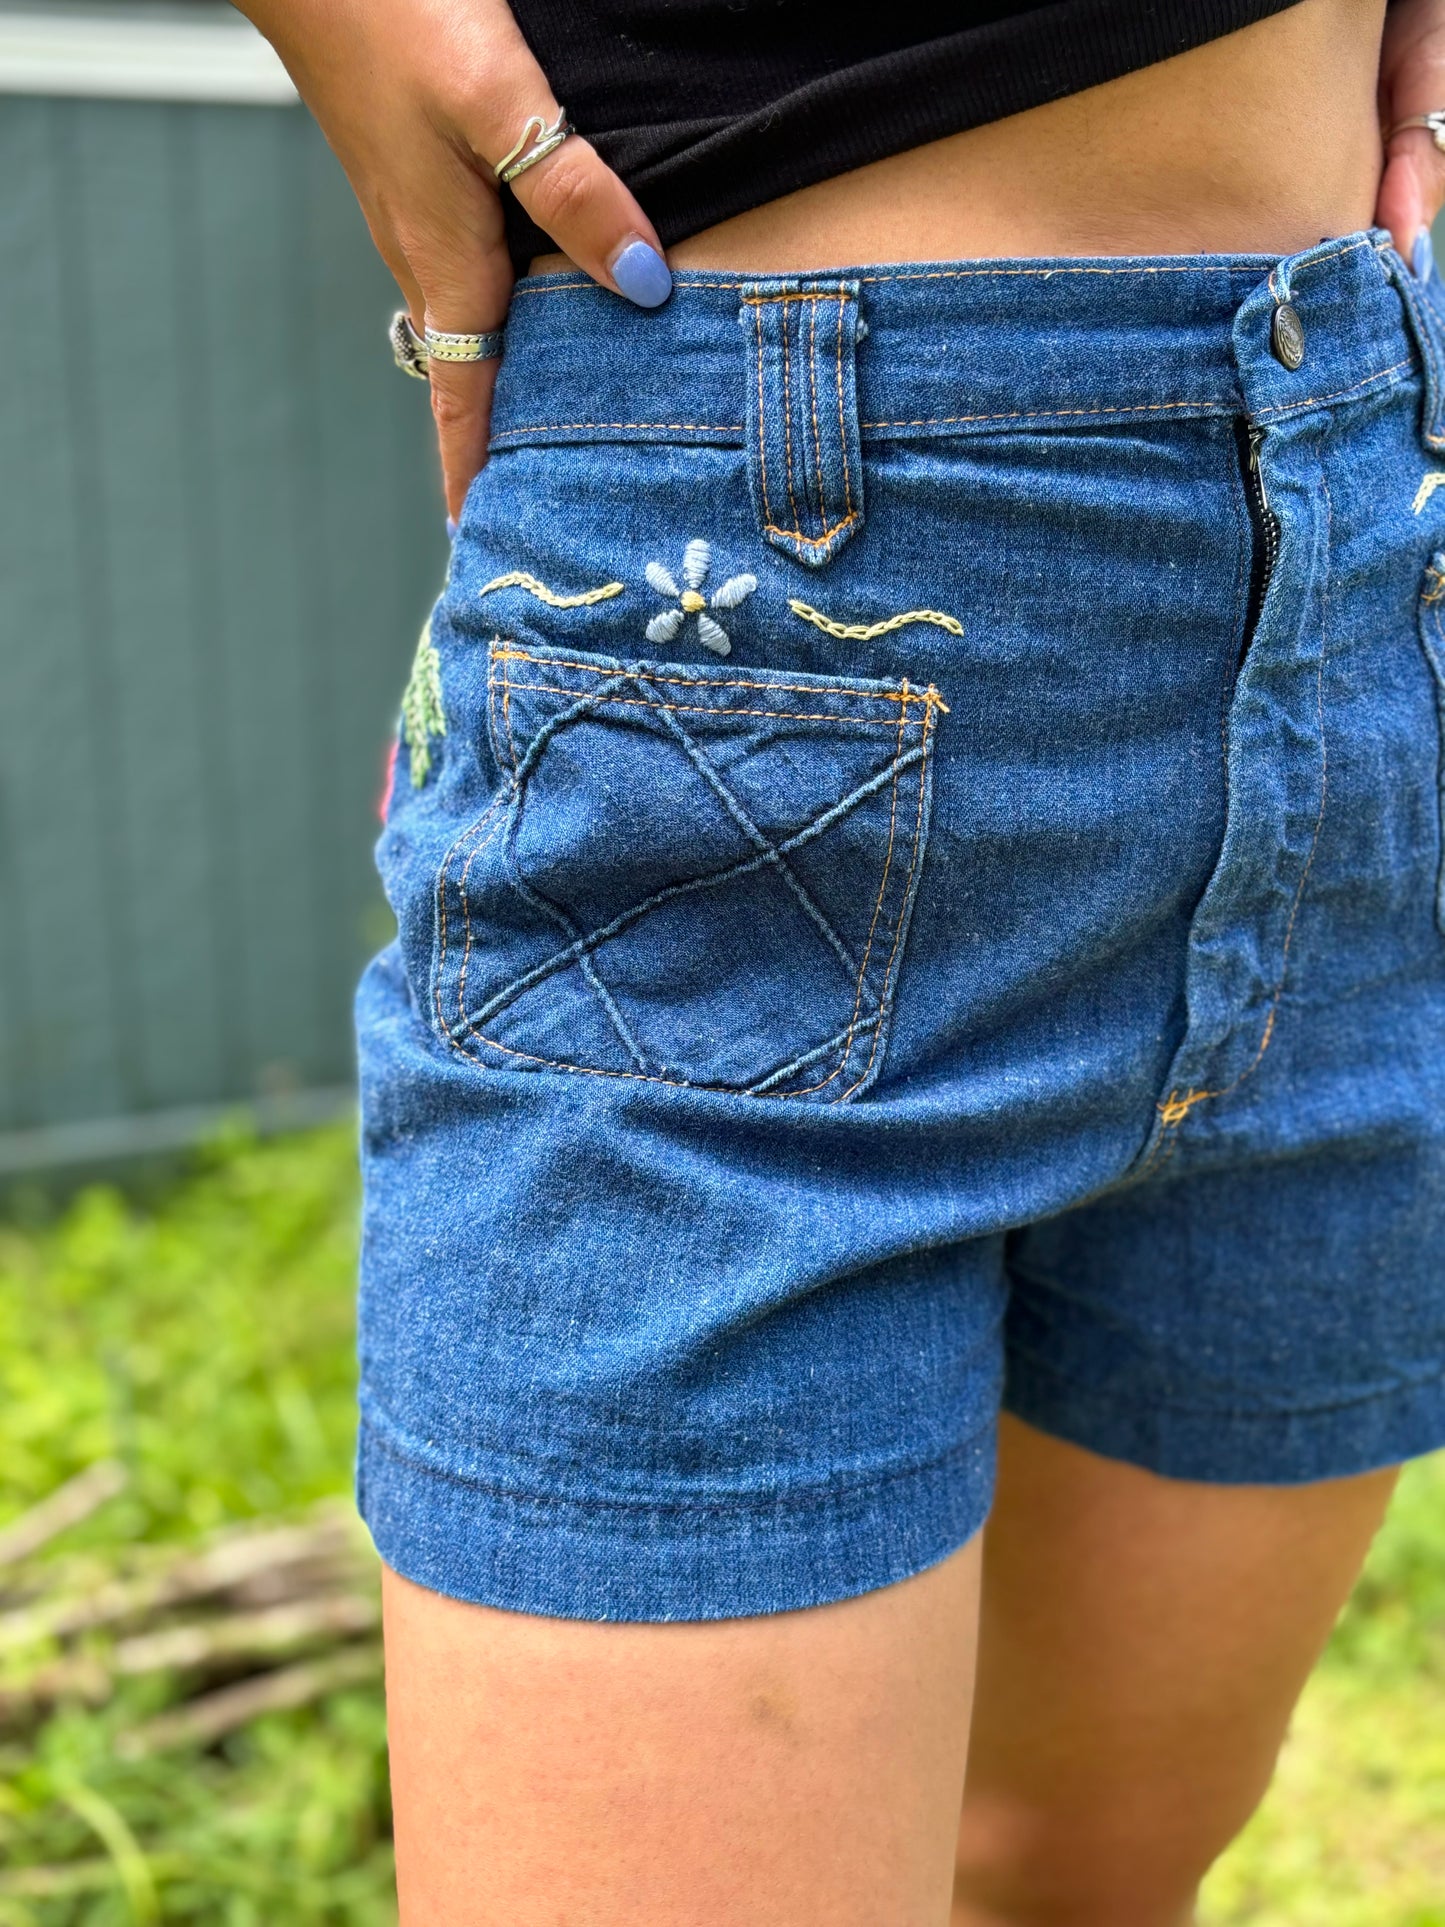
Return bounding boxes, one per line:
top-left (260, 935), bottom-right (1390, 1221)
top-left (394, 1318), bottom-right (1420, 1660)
top-left (356, 229), bottom-right (1445, 1622)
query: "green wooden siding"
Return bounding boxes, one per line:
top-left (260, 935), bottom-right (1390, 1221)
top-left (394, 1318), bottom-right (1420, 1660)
top-left (0, 96), bottom-right (445, 1164)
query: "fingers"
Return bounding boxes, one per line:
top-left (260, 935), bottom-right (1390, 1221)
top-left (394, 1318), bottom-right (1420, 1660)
top-left (1377, 133), bottom-right (1444, 267)
top-left (428, 359), bottom-right (504, 526)
top-left (260, 0), bottom-right (675, 523)
top-left (505, 130), bottom-right (673, 307)
top-left (383, 146), bottom-right (515, 524)
top-left (453, 26), bottom-right (671, 307)
top-left (1377, 0), bottom-right (1445, 265)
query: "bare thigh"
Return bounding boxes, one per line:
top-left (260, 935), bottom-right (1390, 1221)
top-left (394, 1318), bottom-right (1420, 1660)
top-left (382, 1536), bottom-right (980, 1927)
top-left (952, 1415), bottom-right (1398, 1927)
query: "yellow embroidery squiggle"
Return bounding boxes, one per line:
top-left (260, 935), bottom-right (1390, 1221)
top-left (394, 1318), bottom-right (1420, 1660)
top-left (1412, 472), bottom-right (1445, 515)
top-left (479, 571), bottom-right (624, 607)
top-left (787, 599), bottom-right (964, 640)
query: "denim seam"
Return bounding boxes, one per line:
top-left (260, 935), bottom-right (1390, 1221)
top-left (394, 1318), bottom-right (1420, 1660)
top-left (1220, 422), bottom-right (1249, 783)
top-left (1417, 569), bottom-right (1445, 931)
top-left (508, 861), bottom-right (654, 1073)
top-left (485, 644), bottom-right (509, 776)
top-left (1386, 258), bottom-right (1445, 446)
top-left (452, 753), bottom-right (915, 1087)
top-left (1266, 234), bottom-right (1377, 303)
top-left (839, 698), bottom-right (935, 1099)
top-left (1149, 454), bottom-right (1334, 1148)
top-left (808, 297), bottom-right (827, 533)
top-left (764, 514), bottom-right (862, 548)
top-left (490, 638), bottom-right (523, 775)
top-left (491, 400), bottom-right (1220, 443)
top-left (454, 807), bottom-right (513, 1043)
top-left (1006, 1337), bottom-right (1445, 1426)
top-left (746, 1010), bottom-right (882, 1094)
top-left (641, 691), bottom-right (877, 998)
top-left (492, 362), bottom-right (1406, 450)
top-left (359, 1407), bottom-right (992, 1521)
top-left (781, 288), bottom-right (802, 536)
top-left (751, 304), bottom-right (776, 533)
top-left (433, 793), bottom-right (508, 1053)
top-left (498, 681), bottom-right (922, 728)
top-left (795, 700), bottom-right (908, 1098)
top-left (1250, 358), bottom-right (1412, 424)
top-left (511, 264), bottom-right (1286, 300)
top-left (488, 648), bottom-right (937, 707)
top-left (836, 292), bottom-right (857, 524)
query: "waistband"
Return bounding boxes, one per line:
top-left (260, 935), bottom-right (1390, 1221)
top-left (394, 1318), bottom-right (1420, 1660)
top-left (491, 229), bottom-right (1445, 458)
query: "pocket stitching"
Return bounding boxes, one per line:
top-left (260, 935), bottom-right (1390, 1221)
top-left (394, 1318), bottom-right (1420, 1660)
top-left (491, 644), bottom-right (937, 707)
top-left (450, 744), bottom-right (911, 1087)
top-left (440, 647), bottom-right (939, 1099)
top-left (758, 700), bottom-right (916, 1100)
top-left (455, 722), bottom-right (905, 1044)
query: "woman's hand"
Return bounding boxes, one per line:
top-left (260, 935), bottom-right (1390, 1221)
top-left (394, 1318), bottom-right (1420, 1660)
top-left (1379, 0), bottom-right (1445, 273)
top-left (233, 0), bottom-right (671, 522)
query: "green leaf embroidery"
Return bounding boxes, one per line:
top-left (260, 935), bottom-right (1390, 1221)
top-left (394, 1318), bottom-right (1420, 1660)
top-left (401, 619), bottom-right (446, 787)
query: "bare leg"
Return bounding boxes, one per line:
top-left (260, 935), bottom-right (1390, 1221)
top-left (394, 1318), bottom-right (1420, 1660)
top-left (952, 1415), bottom-right (1398, 1927)
top-left (384, 1534), bottom-right (980, 1927)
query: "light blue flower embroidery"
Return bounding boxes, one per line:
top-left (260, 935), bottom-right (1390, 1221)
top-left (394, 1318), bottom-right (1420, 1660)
top-left (644, 538), bottom-right (757, 657)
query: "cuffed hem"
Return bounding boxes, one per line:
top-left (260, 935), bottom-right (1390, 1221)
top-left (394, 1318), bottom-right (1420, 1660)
top-left (356, 1416), bottom-right (993, 1623)
top-left (1004, 1350), bottom-right (1445, 1484)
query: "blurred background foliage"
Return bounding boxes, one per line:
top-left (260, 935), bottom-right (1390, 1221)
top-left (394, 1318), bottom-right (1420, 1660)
top-left (0, 1125), bottom-right (1440, 1924)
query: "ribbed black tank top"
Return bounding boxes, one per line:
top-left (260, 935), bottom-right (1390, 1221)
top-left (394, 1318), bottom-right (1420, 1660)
top-left (504, 0), bottom-right (1307, 270)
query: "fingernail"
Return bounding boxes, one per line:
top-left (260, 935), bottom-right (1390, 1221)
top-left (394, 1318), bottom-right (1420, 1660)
top-left (610, 238), bottom-right (672, 308)
top-left (445, 516), bottom-right (458, 541)
top-left (1413, 227), bottom-right (1435, 281)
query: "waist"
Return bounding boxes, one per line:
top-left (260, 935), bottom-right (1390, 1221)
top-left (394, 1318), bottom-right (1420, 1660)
top-left (494, 230), bottom-right (1425, 456)
top-left (529, 0), bottom-right (1385, 278)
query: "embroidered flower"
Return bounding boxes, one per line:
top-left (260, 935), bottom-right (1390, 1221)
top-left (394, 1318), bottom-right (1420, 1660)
top-left (644, 538), bottom-right (757, 657)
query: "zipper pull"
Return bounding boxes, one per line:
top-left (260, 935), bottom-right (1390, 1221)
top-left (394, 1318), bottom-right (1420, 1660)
top-left (1247, 425), bottom-right (1269, 514)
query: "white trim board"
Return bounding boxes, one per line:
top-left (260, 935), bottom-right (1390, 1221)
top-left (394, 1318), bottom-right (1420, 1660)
top-left (0, 6), bottom-right (298, 104)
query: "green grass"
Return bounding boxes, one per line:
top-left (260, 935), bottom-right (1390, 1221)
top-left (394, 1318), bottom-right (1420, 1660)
top-left (0, 1123), bottom-right (1441, 1922)
top-left (0, 1126), bottom-right (393, 1926)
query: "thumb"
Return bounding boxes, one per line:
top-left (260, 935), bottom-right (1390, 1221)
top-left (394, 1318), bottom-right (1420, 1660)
top-left (1378, 137), bottom-right (1435, 265)
top-left (490, 116), bottom-right (672, 308)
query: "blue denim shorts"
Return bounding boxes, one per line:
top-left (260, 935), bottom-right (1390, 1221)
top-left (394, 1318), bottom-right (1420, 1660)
top-left (356, 229), bottom-right (1445, 1622)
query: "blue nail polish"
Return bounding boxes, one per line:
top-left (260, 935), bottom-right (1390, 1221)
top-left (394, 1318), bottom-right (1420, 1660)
top-left (1413, 227), bottom-right (1435, 281)
top-left (445, 516), bottom-right (458, 541)
top-left (611, 240), bottom-right (673, 308)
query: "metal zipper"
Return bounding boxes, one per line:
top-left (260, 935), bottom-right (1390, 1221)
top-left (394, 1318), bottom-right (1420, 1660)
top-left (1238, 421), bottom-right (1281, 665)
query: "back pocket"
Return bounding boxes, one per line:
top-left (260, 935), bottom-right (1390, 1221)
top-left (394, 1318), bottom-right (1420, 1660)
top-left (1418, 553), bottom-right (1445, 934)
top-left (430, 640), bottom-right (945, 1101)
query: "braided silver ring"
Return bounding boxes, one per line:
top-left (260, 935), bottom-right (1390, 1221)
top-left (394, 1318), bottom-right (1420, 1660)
top-left (494, 108), bottom-right (572, 184)
top-left (423, 326), bottom-right (505, 364)
top-left (390, 312), bottom-right (504, 377)
top-left (1386, 109), bottom-right (1445, 153)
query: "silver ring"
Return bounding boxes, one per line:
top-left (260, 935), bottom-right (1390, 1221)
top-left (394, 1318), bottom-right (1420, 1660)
top-left (423, 326), bottom-right (505, 365)
top-left (390, 311), bottom-right (430, 380)
top-left (1386, 109), bottom-right (1445, 152)
top-left (494, 109), bottom-right (572, 185)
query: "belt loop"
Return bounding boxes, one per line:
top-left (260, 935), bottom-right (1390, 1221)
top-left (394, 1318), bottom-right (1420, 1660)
top-left (1385, 251), bottom-right (1445, 450)
top-left (739, 278), bottom-right (864, 567)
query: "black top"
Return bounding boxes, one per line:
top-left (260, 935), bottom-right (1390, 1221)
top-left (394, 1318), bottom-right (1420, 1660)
top-left (504, 0), bottom-right (1307, 270)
